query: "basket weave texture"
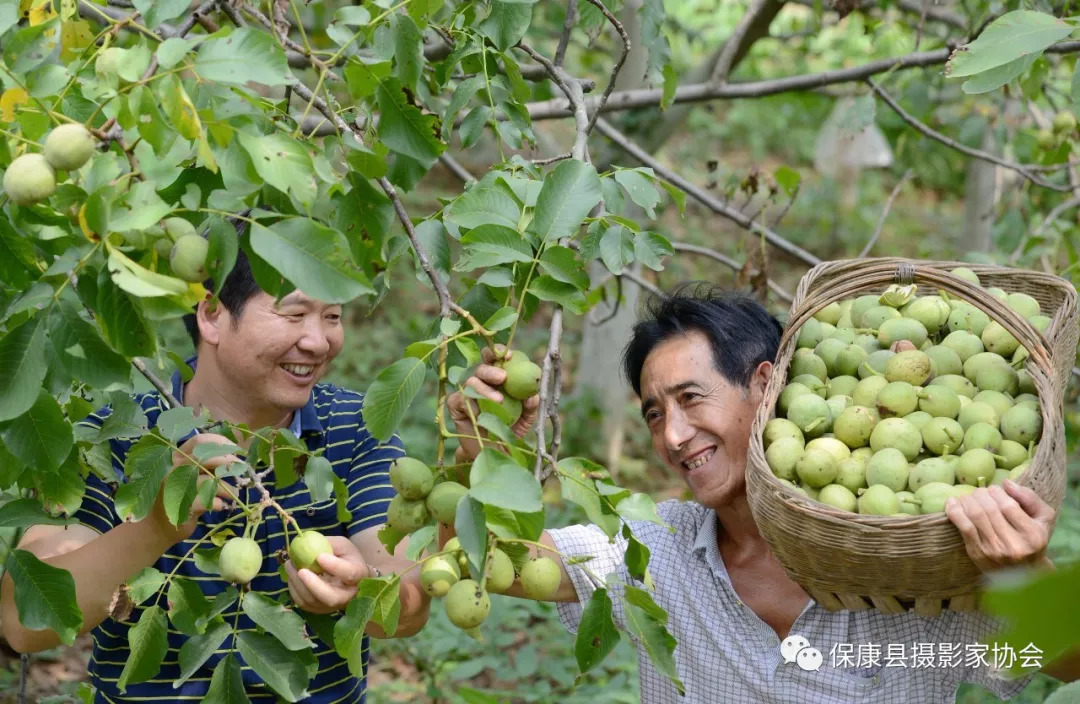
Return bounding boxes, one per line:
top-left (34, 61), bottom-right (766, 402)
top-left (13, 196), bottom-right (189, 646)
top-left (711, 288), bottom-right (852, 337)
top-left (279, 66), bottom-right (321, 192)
top-left (745, 258), bottom-right (1078, 614)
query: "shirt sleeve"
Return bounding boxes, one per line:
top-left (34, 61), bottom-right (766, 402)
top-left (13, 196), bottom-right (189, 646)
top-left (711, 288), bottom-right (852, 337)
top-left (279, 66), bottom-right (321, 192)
top-left (344, 421), bottom-right (403, 537)
top-left (926, 609), bottom-right (1035, 699)
top-left (548, 523), bottom-right (629, 634)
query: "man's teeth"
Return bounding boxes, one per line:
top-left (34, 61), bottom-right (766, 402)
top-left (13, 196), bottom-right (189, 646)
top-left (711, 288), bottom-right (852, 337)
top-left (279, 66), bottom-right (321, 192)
top-left (685, 451), bottom-right (714, 470)
top-left (282, 364), bottom-right (314, 376)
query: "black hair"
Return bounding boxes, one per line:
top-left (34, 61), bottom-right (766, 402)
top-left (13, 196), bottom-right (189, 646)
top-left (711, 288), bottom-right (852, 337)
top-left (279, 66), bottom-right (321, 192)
top-left (182, 213), bottom-right (262, 346)
top-left (622, 283), bottom-right (783, 396)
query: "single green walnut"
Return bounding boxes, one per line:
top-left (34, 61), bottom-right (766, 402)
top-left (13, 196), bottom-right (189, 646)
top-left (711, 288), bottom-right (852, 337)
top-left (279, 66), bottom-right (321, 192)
top-left (520, 556), bottom-right (562, 600)
top-left (796, 318), bottom-right (824, 349)
top-left (869, 417), bottom-right (922, 461)
top-left (1005, 292), bottom-right (1041, 318)
top-left (814, 302), bottom-right (843, 326)
top-left (763, 418), bottom-right (804, 449)
top-left (3, 153), bottom-right (56, 205)
top-left (420, 555), bottom-right (460, 597)
top-left (1054, 111), bottom-right (1078, 133)
top-left (835, 457), bottom-right (868, 493)
top-left (878, 317), bottom-right (928, 349)
top-left (390, 457), bottom-right (435, 500)
top-left (866, 448), bottom-right (910, 492)
top-left (930, 374), bottom-right (976, 399)
top-left (916, 385), bottom-right (960, 420)
top-left (95, 47), bottom-right (124, 78)
top-left (766, 437), bottom-right (803, 482)
top-left (857, 485), bottom-right (900, 516)
top-left (795, 448), bottom-right (837, 489)
top-left (790, 349), bottom-right (828, 382)
top-left (170, 234), bottom-right (209, 283)
top-left (827, 375), bottom-right (860, 399)
top-left (921, 417), bottom-right (965, 455)
top-left (485, 548), bottom-right (516, 594)
top-left (925, 345), bottom-right (963, 377)
top-left (219, 537), bottom-right (262, 584)
top-left (426, 481), bottom-right (467, 524)
top-left (896, 491), bottom-right (920, 515)
top-left (999, 404), bottom-right (1042, 445)
top-left (852, 376), bottom-right (889, 408)
top-left (805, 437), bottom-right (850, 464)
top-left (43, 124), bottom-right (96, 171)
top-left (443, 537), bottom-right (469, 573)
top-left (445, 579), bottom-right (491, 629)
top-left (972, 390), bottom-right (1014, 419)
top-left (876, 381), bottom-right (918, 417)
top-left (884, 350), bottom-right (932, 386)
top-left (1036, 128), bottom-right (1057, 150)
top-left (996, 440), bottom-right (1028, 470)
top-left (963, 422), bottom-right (1002, 453)
top-left (858, 349), bottom-right (895, 380)
top-left (786, 394), bottom-right (830, 438)
top-left (949, 267), bottom-right (981, 286)
top-left (791, 374), bottom-right (826, 398)
top-left (162, 216), bottom-right (197, 242)
top-left (914, 482), bottom-right (955, 514)
top-left (499, 353), bottom-right (542, 400)
top-left (957, 401), bottom-right (998, 432)
top-left (818, 484), bottom-right (857, 512)
top-left (942, 331), bottom-right (984, 363)
top-left (832, 406), bottom-right (877, 449)
top-left (387, 495), bottom-right (430, 534)
top-left (833, 345), bottom-right (868, 378)
top-left (955, 448), bottom-right (998, 487)
top-left (903, 410), bottom-right (933, 431)
top-left (814, 338), bottom-right (847, 377)
top-left (289, 530), bottom-right (334, 574)
top-left (908, 457), bottom-right (955, 491)
top-left (778, 382), bottom-right (812, 415)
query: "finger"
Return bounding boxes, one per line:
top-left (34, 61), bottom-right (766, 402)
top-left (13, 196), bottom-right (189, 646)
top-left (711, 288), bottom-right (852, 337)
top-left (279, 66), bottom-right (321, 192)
top-left (472, 364), bottom-right (508, 387)
top-left (1002, 480), bottom-right (1056, 522)
top-left (481, 345), bottom-right (508, 365)
top-left (960, 492), bottom-right (1009, 559)
top-left (316, 553), bottom-right (368, 584)
top-left (285, 563), bottom-right (318, 607)
top-left (465, 375), bottom-right (504, 402)
top-left (945, 498), bottom-right (991, 569)
top-left (298, 567), bottom-right (351, 607)
top-left (987, 485), bottom-right (1037, 535)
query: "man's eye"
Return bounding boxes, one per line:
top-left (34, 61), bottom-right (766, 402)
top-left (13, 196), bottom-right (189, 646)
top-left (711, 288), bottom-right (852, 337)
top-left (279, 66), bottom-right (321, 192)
top-left (326, 314), bottom-right (341, 322)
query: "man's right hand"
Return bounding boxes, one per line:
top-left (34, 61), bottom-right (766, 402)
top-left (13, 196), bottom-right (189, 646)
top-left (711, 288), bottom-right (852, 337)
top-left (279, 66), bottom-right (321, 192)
top-left (148, 433), bottom-right (242, 544)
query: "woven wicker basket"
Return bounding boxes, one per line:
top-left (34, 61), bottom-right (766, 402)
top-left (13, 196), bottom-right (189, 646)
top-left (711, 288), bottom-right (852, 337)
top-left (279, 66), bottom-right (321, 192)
top-left (745, 258), bottom-right (1078, 617)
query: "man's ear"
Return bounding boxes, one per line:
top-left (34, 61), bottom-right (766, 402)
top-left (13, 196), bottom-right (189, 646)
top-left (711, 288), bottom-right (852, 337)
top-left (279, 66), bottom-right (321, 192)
top-left (750, 360), bottom-right (773, 403)
top-left (196, 297), bottom-right (224, 346)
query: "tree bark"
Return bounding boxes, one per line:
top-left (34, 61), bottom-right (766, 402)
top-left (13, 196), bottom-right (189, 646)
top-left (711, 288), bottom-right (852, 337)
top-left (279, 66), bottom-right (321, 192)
top-left (962, 126), bottom-right (997, 253)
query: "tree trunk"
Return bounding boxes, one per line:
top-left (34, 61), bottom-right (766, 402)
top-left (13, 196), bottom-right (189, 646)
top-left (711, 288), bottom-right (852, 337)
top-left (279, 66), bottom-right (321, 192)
top-left (962, 127), bottom-right (997, 254)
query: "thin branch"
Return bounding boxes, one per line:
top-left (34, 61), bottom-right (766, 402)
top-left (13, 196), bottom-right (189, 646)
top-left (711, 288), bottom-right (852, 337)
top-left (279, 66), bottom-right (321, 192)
top-left (237, 0), bottom-right (338, 78)
top-left (439, 153), bottom-right (476, 183)
top-left (554, 0), bottom-right (578, 67)
top-left (217, 1), bottom-right (247, 28)
top-left (868, 79), bottom-right (1073, 192)
top-left (594, 116), bottom-right (820, 266)
top-left (670, 242), bottom-right (793, 301)
top-left (533, 308), bottom-right (564, 481)
top-left (517, 42), bottom-right (590, 161)
top-left (132, 358), bottom-right (183, 409)
top-left (788, 0), bottom-right (967, 29)
top-left (522, 42), bottom-right (1080, 120)
top-left (619, 268), bottom-right (664, 299)
top-left (532, 152), bottom-right (572, 166)
top-left (583, 0), bottom-right (631, 137)
top-left (858, 168), bottom-right (914, 258)
top-left (710, 0), bottom-right (772, 84)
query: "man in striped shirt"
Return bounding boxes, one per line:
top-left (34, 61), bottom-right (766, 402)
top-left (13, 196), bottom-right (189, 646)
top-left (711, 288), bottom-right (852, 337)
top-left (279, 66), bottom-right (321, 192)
top-left (1, 246), bottom-right (437, 702)
top-left (450, 285), bottom-right (1080, 702)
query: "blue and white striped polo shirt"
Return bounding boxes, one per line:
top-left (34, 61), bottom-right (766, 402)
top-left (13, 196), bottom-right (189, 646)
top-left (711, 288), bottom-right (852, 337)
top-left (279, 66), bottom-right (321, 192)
top-left (73, 366), bottom-right (402, 703)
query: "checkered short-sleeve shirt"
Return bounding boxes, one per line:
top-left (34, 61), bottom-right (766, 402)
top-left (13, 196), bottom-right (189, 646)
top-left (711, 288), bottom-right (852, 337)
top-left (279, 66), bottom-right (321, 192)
top-left (550, 500), bottom-right (1033, 703)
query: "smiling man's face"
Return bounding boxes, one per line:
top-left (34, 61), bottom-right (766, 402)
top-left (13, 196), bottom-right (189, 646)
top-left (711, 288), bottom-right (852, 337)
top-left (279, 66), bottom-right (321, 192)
top-left (639, 329), bottom-right (769, 510)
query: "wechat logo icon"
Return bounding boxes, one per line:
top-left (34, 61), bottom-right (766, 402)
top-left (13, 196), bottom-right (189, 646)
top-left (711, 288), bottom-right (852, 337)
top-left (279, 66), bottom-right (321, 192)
top-left (781, 634), bottom-right (823, 672)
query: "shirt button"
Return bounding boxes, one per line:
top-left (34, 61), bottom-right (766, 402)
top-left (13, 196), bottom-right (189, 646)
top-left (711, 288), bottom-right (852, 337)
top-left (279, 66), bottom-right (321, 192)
top-left (306, 508), bottom-right (316, 516)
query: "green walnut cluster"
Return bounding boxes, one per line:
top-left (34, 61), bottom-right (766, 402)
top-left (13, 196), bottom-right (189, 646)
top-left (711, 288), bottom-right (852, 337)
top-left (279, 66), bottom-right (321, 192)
top-left (766, 269), bottom-right (1043, 516)
top-left (3, 124), bottom-right (96, 206)
top-left (1036, 111), bottom-right (1078, 150)
top-left (421, 538), bottom-right (562, 631)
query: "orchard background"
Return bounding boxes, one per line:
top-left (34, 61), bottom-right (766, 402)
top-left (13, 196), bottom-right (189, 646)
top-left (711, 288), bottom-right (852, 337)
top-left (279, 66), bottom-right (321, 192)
top-left (1, 0), bottom-right (1080, 702)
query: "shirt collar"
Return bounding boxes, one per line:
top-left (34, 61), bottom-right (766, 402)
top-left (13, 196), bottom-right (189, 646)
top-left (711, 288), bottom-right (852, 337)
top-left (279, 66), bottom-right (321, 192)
top-left (173, 356), bottom-right (322, 437)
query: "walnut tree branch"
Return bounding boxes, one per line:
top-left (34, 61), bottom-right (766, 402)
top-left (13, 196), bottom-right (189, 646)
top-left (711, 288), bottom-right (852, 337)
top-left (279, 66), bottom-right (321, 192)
top-left (858, 168), bottom-right (913, 258)
top-left (669, 242), bottom-right (793, 301)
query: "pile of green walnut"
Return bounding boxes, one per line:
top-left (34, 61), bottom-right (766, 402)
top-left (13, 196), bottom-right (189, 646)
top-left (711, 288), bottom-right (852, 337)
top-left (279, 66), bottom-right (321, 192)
top-left (764, 269), bottom-right (1045, 517)
top-left (390, 350), bottom-right (561, 631)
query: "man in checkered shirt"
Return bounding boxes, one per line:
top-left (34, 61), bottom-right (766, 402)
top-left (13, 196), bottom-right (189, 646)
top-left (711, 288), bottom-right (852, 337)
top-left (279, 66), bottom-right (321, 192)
top-left (449, 285), bottom-right (1080, 703)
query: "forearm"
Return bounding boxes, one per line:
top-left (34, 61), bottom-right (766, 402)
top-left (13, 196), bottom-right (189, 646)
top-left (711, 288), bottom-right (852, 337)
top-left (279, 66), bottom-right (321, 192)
top-left (1, 520), bottom-right (177, 652)
top-left (364, 557), bottom-right (430, 638)
top-left (1043, 648), bottom-right (1080, 682)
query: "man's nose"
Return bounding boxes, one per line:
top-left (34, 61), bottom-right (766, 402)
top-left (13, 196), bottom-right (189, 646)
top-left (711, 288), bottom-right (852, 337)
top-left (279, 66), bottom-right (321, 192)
top-left (297, 317), bottom-right (330, 355)
top-left (664, 407), bottom-right (694, 453)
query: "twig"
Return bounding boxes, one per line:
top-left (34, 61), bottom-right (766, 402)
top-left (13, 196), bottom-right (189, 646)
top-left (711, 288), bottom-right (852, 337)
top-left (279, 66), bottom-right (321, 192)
top-left (582, 0), bottom-right (630, 138)
top-left (517, 42), bottom-right (590, 161)
top-left (858, 168), bottom-right (913, 258)
top-left (532, 152), bottom-right (572, 166)
top-left (439, 153), bottom-right (476, 183)
top-left (619, 268), bottom-right (664, 299)
top-left (1009, 195), bottom-right (1080, 264)
top-left (533, 308), bottom-right (564, 481)
top-left (594, 116), bottom-right (820, 266)
top-left (134, 0), bottom-right (215, 80)
top-left (217, 1), bottom-right (247, 28)
top-left (132, 357), bottom-right (183, 409)
top-left (669, 242), bottom-right (793, 301)
top-left (17, 654), bottom-right (28, 704)
top-left (768, 184), bottom-right (800, 228)
top-left (554, 0), bottom-right (578, 67)
top-left (237, 0), bottom-right (338, 78)
top-left (522, 42), bottom-right (1080, 120)
top-left (868, 80), bottom-right (1072, 192)
top-left (710, 0), bottom-right (771, 84)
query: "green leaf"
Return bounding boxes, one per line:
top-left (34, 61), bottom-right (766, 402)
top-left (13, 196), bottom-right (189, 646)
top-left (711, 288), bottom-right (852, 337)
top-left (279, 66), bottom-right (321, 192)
top-left (413, 220), bottom-right (450, 286)
top-left (528, 160), bottom-right (602, 242)
top-left (242, 591), bottom-right (314, 651)
top-left (456, 224), bottom-right (534, 270)
top-left (110, 181), bottom-right (172, 232)
top-left (962, 52), bottom-right (1039, 94)
top-left (613, 169), bottom-right (660, 218)
top-left (115, 437), bottom-right (173, 522)
top-left (557, 458), bottom-right (620, 539)
top-left (469, 453), bottom-right (542, 513)
top-left (528, 276), bottom-right (588, 315)
top-left (575, 588), bottom-right (620, 676)
top-left (659, 180), bottom-right (686, 216)
top-left (34, 458), bottom-right (85, 517)
top-left (156, 37), bottom-right (198, 69)
top-left (49, 301), bottom-right (131, 390)
top-left (175, 618), bottom-right (231, 688)
top-left (334, 580), bottom-right (392, 673)
top-left (480, 1), bottom-right (535, 50)
top-left (446, 185), bottom-right (521, 230)
top-left (484, 504), bottom-right (544, 542)
top-left (235, 630), bottom-right (316, 702)
top-left (0, 314), bottom-right (48, 422)
top-left (96, 275), bottom-right (156, 357)
top-left (639, 0), bottom-right (671, 85)
top-left (333, 474), bottom-right (352, 523)
top-left (195, 27), bottom-right (294, 87)
top-left (1, 391), bottom-right (73, 472)
top-left (660, 63), bottom-right (678, 110)
top-left (362, 357), bottom-right (426, 442)
top-left (0, 498), bottom-right (75, 529)
top-left (249, 220), bottom-right (373, 304)
top-left (947, 11), bottom-right (1071, 78)
top-left (127, 567), bottom-right (166, 606)
top-left (392, 14), bottom-right (423, 93)
top-left (118, 605), bottom-right (169, 692)
top-left (162, 464), bottom-right (198, 528)
top-left (454, 495), bottom-right (489, 579)
top-left (1046, 682), bottom-right (1080, 704)
top-left (614, 492), bottom-right (668, 528)
top-left (483, 306), bottom-right (518, 332)
top-left (5, 549), bottom-right (83, 645)
top-left (623, 525), bottom-right (653, 589)
top-left (237, 133), bottom-right (317, 209)
top-left (197, 587), bottom-right (239, 631)
top-left (774, 166), bottom-right (800, 197)
top-left (203, 653), bottom-right (250, 704)
top-left (108, 248), bottom-right (189, 298)
top-left (539, 246), bottom-right (590, 290)
top-left (76, 391), bottom-right (148, 443)
top-left (133, 0), bottom-right (189, 27)
top-left (634, 231), bottom-right (673, 271)
top-left (167, 577), bottom-right (211, 636)
top-left (303, 456), bottom-right (334, 503)
top-left (376, 77), bottom-right (445, 168)
top-left (623, 586), bottom-right (683, 694)
top-left (156, 407), bottom-right (200, 444)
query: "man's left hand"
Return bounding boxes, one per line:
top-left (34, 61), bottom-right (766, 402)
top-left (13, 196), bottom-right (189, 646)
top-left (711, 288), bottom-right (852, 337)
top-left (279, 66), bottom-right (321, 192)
top-left (285, 535), bottom-right (373, 613)
top-left (945, 480), bottom-right (1055, 573)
